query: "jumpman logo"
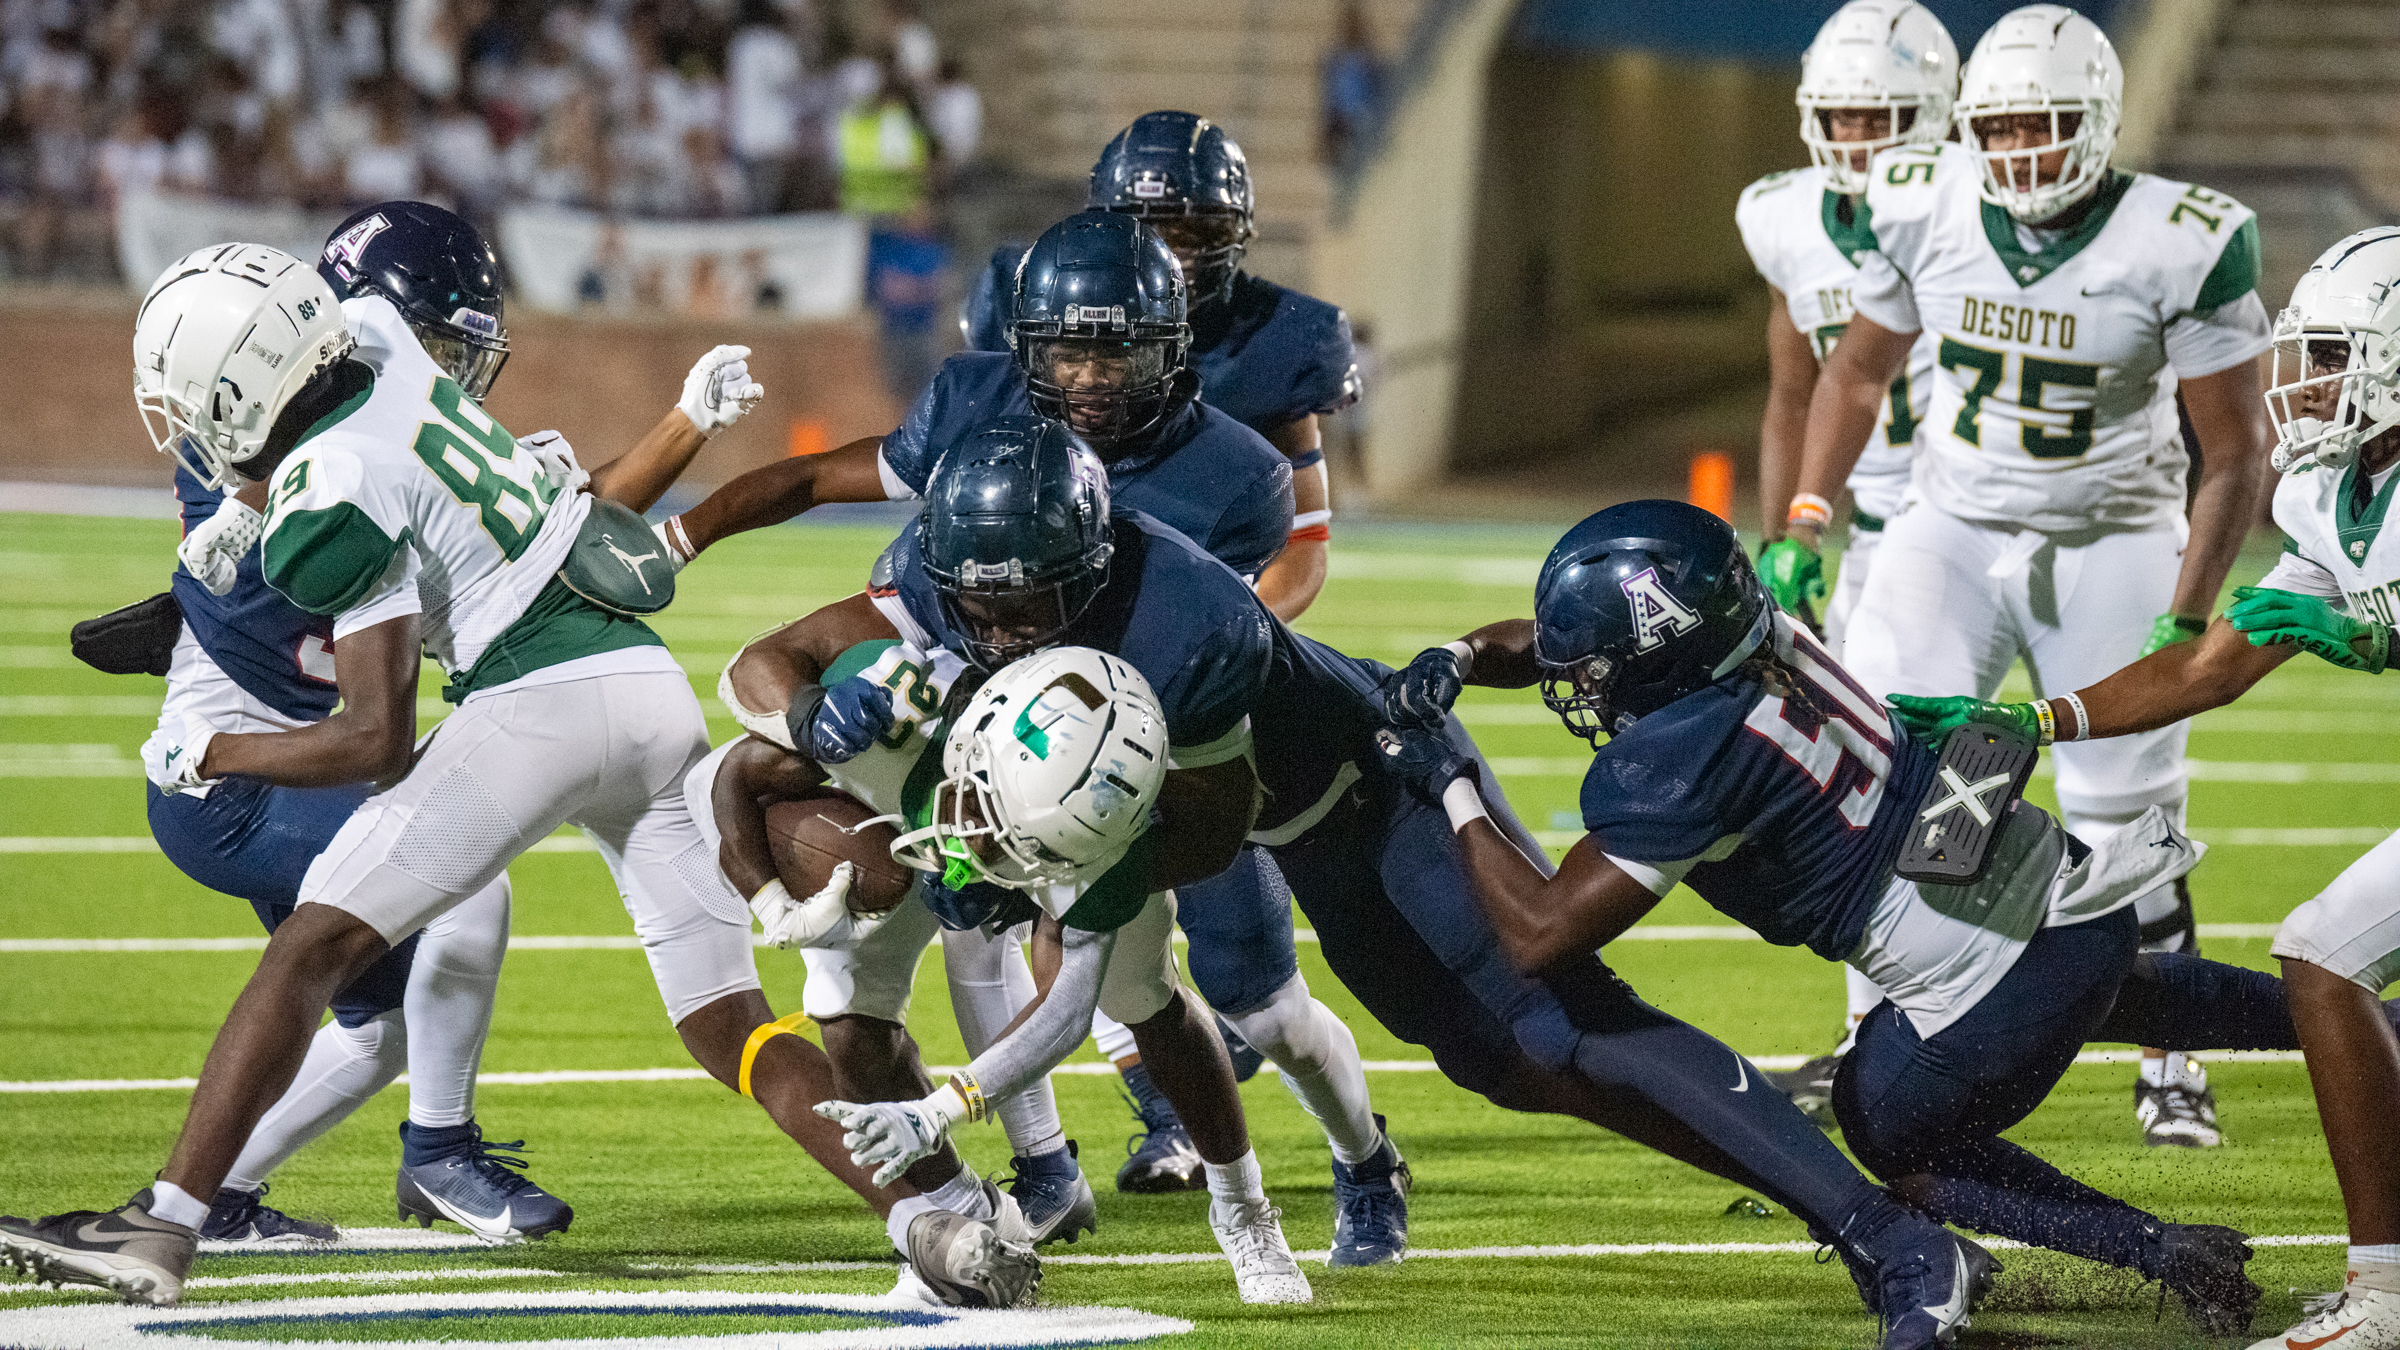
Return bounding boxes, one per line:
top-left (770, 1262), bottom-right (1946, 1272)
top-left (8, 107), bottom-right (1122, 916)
top-left (1918, 766), bottom-right (2013, 827)
top-left (601, 535), bottom-right (660, 595)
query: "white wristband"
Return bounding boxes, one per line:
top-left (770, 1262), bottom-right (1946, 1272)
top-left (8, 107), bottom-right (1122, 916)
top-left (2058, 691), bottom-right (2091, 742)
top-left (1442, 639), bottom-right (1474, 671)
top-left (1442, 776), bottom-right (1489, 832)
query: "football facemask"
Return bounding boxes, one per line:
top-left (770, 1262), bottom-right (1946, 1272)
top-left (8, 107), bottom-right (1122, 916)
top-left (412, 323), bottom-right (510, 402)
top-left (1021, 337), bottom-right (1179, 449)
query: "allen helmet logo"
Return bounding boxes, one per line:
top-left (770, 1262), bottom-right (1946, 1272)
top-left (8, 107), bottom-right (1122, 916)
top-left (1131, 175), bottom-right (1170, 199)
top-left (1066, 304), bottom-right (1127, 328)
top-left (450, 307), bottom-right (500, 337)
top-left (1620, 566), bottom-right (1703, 653)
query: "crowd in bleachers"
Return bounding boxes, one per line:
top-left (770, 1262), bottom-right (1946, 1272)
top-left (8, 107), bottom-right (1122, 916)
top-left (0, 0), bottom-right (979, 279)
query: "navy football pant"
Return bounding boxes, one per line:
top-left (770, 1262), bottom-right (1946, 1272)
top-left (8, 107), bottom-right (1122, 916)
top-left (1172, 845), bottom-right (1300, 1016)
top-left (148, 779), bottom-right (420, 1028)
top-left (1271, 775), bottom-right (1883, 1232)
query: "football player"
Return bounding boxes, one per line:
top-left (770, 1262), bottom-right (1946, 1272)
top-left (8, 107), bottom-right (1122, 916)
top-left (1887, 228), bottom-right (2400, 1350)
top-left (797, 425), bottom-right (1988, 1346)
top-left (1740, 0), bottom-right (1953, 1119)
top-left (0, 245), bottom-right (1033, 1310)
top-left (1378, 500), bottom-right (2400, 1337)
top-left (1765, 4), bottom-right (2275, 1146)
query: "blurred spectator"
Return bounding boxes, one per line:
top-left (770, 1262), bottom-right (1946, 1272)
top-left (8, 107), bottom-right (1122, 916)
top-left (923, 55), bottom-right (975, 169)
top-left (725, 0), bottom-right (799, 211)
top-left (836, 57), bottom-right (924, 218)
top-left (345, 77), bottom-right (423, 203)
top-left (1319, 0), bottom-right (1385, 170)
top-left (423, 90), bottom-right (502, 217)
top-left (867, 201), bottom-right (945, 398)
top-left (882, 0), bottom-right (933, 85)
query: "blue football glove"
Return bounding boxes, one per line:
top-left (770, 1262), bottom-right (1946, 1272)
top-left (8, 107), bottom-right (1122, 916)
top-left (1384, 646), bottom-right (1466, 729)
top-left (921, 868), bottom-right (1013, 931)
top-left (1370, 723), bottom-right (1477, 800)
top-left (788, 675), bottom-right (896, 764)
top-left (2226, 585), bottom-right (2392, 674)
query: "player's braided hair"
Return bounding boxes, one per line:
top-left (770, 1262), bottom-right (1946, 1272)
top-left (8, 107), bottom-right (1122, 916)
top-left (1737, 648), bottom-right (1838, 725)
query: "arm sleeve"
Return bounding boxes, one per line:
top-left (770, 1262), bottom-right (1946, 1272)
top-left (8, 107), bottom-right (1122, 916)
top-left (330, 547), bottom-right (423, 640)
top-left (1156, 609), bottom-right (1272, 755)
top-left (1299, 307), bottom-right (1362, 418)
top-left (2165, 291), bottom-right (2271, 380)
top-left (1604, 851), bottom-right (1700, 898)
top-left (1578, 742), bottom-right (1739, 866)
top-left (959, 923), bottom-right (1114, 1102)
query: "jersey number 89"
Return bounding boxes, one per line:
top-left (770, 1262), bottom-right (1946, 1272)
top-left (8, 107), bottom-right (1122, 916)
top-left (411, 377), bottom-right (557, 559)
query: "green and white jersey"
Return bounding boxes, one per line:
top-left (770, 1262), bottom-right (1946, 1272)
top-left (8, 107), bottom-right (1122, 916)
top-left (1852, 142), bottom-right (2269, 532)
top-left (260, 296), bottom-right (667, 700)
top-left (2258, 459), bottom-right (2400, 625)
top-left (1736, 164), bottom-right (1934, 521)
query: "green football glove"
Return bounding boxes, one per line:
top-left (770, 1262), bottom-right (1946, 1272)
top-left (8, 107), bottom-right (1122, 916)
top-left (1758, 538), bottom-right (1827, 624)
top-left (2225, 586), bottom-right (2392, 674)
top-left (2138, 612), bottom-right (2208, 658)
top-left (1885, 693), bottom-right (2043, 749)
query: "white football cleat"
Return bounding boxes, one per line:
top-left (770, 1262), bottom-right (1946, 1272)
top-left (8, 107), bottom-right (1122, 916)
top-left (886, 1262), bottom-right (944, 1307)
top-left (2136, 1066), bottom-right (2223, 1149)
top-left (1211, 1198), bottom-right (1312, 1305)
top-left (2247, 1285), bottom-right (2400, 1350)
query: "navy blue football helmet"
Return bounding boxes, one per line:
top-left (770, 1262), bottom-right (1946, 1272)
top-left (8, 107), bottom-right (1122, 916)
top-left (1009, 210), bottom-right (1190, 455)
top-left (1533, 501), bottom-right (1773, 744)
top-left (317, 201), bottom-right (510, 400)
top-left (1088, 110), bottom-right (1255, 308)
top-left (921, 416), bottom-right (1116, 670)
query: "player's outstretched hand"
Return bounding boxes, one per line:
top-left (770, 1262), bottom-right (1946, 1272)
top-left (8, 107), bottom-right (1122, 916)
top-left (1757, 538), bottom-right (1826, 625)
top-left (1370, 723), bottom-right (1477, 800)
top-left (1384, 646), bottom-right (1466, 728)
top-left (176, 496), bottom-right (262, 596)
top-left (2227, 585), bottom-right (2391, 674)
top-left (678, 344), bottom-right (766, 436)
top-left (789, 676), bottom-right (896, 764)
top-left (516, 430), bottom-right (588, 495)
top-left (815, 1097), bottom-right (954, 1187)
top-left (1885, 693), bottom-right (2041, 748)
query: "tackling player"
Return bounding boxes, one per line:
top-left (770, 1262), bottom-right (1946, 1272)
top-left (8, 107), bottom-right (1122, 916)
top-left (1766, 4), bottom-right (2275, 1146)
top-left (0, 245), bottom-right (1030, 1309)
top-left (819, 426), bottom-right (1988, 1347)
top-left (1739, 0), bottom-right (1954, 1119)
top-left (1889, 228), bottom-right (2400, 1350)
top-left (1378, 500), bottom-right (2400, 1337)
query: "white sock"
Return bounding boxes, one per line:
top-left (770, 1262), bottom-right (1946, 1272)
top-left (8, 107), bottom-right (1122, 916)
top-left (2349, 1248), bottom-right (2400, 1291)
top-left (1204, 1149), bottom-right (1265, 1223)
top-left (405, 876), bottom-right (510, 1128)
top-left (1090, 1008), bottom-right (1138, 1064)
top-left (224, 1010), bottom-right (407, 1193)
top-left (1225, 978), bottom-right (1379, 1164)
top-left (886, 1195), bottom-right (936, 1254)
top-left (923, 1167), bottom-right (990, 1218)
top-left (146, 1181), bottom-right (207, 1230)
top-left (938, 925), bottom-right (1066, 1157)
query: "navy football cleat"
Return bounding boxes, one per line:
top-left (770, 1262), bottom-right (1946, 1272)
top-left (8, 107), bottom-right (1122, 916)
top-left (1002, 1142), bottom-right (1097, 1246)
top-left (1328, 1115), bottom-right (1410, 1267)
top-left (200, 1184), bottom-right (334, 1243)
top-left (1858, 1214), bottom-right (1994, 1350)
top-left (1116, 1095), bottom-right (1207, 1194)
top-left (395, 1123), bottom-right (572, 1243)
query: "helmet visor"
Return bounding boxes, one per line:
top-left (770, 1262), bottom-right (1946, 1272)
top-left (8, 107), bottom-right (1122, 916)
top-left (937, 579), bottom-right (1080, 670)
top-left (2267, 322), bottom-right (2371, 472)
top-left (1021, 337), bottom-right (1177, 444)
top-left (412, 324), bottom-right (511, 401)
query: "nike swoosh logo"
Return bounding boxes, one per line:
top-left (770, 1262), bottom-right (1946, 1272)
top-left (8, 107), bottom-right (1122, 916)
top-left (2290, 1322), bottom-right (2367, 1350)
top-left (1730, 1056), bottom-right (1749, 1092)
top-left (1925, 1245), bottom-right (1971, 1327)
top-left (421, 1190), bottom-right (515, 1240)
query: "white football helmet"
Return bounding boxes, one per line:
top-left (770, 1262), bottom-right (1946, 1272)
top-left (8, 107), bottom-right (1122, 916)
top-left (1797, 0), bottom-right (1958, 196)
top-left (1955, 5), bottom-right (2122, 223)
top-left (2266, 227), bottom-right (2400, 475)
top-left (891, 646), bottom-right (1168, 892)
top-left (134, 243), bottom-right (355, 489)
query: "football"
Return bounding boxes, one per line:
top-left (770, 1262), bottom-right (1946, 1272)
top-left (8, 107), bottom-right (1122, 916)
top-left (762, 792), bottom-right (915, 915)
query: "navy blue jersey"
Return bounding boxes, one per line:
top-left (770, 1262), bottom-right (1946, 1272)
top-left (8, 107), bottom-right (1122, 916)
top-left (172, 468), bottom-right (340, 723)
top-left (964, 255), bottom-right (1358, 457)
top-left (881, 508), bottom-right (1382, 830)
top-left (1578, 620), bottom-right (1938, 961)
top-left (881, 351), bottom-right (1294, 579)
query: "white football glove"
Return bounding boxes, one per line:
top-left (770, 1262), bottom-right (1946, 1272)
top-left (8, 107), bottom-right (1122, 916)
top-left (516, 430), bottom-right (589, 496)
top-left (678, 344), bottom-right (765, 437)
top-left (176, 496), bottom-right (263, 596)
top-left (814, 1090), bottom-right (966, 1187)
top-left (748, 864), bottom-right (888, 951)
top-left (139, 723), bottom-right (218, 794)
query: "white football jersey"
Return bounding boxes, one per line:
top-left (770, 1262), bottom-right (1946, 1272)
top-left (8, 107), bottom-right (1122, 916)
top-left (1851, 142), bottom-right (2269, 532)
top-left (260, 296), bottom-right (656, 695)
top-left (1736, 164), bottom-right (1935, 520)
top-left (2257, 460), bottom-right (2400, 623)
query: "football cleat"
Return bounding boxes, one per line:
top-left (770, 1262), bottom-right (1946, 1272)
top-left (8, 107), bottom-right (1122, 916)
top-left (2140, 1221), bottom-right (2260, 1335)
top-left (904, 1203), bottom-right (1041, 1309)
top-left (200, 1183), bottom-right (335, 1243)
top-left (0, 1189), bottom-right (197, 1306)
top-left (2246, 1284), bottom-right (2400, 1350)
top-left (886, 1261), bottom-right (943, 1307)
top-left (1211, 1197), bottom-right (1312, 1304)
top-left (1001, 1143), bottom-right (1097, 1246)
top-left (2137, 1069), bottom-right (2224, 1148)
top-left (1765, 1053), bottom-right (1844, 1129)
top-left (1117, 1096), bottom-right (1207, 1194)
top-left (1328, 1115), bottom-right (1411, 1268)
top-left (396, 1124), bottom-right (572, 1243)
top-left (1866, 1220), bottom-right (1993, 1350)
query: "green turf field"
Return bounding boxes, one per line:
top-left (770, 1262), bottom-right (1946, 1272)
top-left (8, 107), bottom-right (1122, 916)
top-left (2, 508), bottom-right (2395, 1348)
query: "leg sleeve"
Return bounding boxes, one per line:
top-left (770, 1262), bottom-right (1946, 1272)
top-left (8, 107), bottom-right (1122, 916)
top-left (402, 874), bottom-right (511, 1129)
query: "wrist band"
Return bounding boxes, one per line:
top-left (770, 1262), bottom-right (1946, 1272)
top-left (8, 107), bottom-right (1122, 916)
top-left (2058, 691), bottom-right (2092, 741)
top-left (1786, 493), bottom-right (1834, 529)
top-left (1442, 639), bottom-right (1475, 673)
top-left (2030, 699), bottom-right (2056, 745)
top-left (1442, 776), bottom-right (1489, 832)
top-left (660, 514), bottom-right (696, 563)
top-left (783, 683), bottom-right (826, 755)
top-left (738, 1010), bottom-right (814, 1099)
top-left (948, 1071), bottom-right (986, 1123)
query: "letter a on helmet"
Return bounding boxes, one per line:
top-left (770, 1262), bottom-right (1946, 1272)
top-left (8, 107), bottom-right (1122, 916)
top-left (1622, 567), bottom-right (1704, 652)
